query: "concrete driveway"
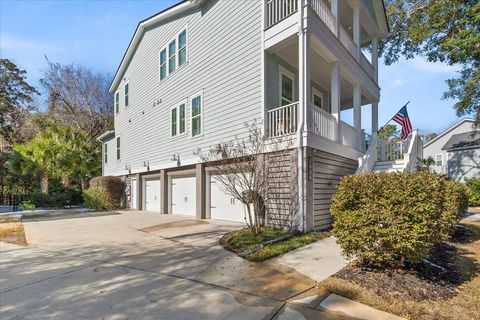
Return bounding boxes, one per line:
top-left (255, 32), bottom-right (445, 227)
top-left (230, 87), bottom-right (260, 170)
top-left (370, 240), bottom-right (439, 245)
top-left (0, 211), bottom-right (352, 320)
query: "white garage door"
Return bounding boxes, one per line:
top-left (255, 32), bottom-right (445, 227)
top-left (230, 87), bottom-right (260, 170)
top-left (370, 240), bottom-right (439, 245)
top-left (210, 176), bottom-right (246, 223)
top-left (171, 176), bottom-right (196, 217)
top-left (145, 179), bottom-right (161, 212)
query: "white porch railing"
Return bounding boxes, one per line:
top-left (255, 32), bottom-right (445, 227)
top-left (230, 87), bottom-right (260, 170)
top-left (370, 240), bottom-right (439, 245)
top-left (377, 138), bottom-right (409, 161)
top-left (309, 0), bottom-right (336, 35)
top-left (310, 105), bottom-right (336, 141)
top-left (266, 0), bottom-right (298, 28)
top-left (268, 102), bottom-right (299, 137)
top-left (403, 129), bottom-right (423, 172)
top-left (360, 53), bottom-right (375, 79)
top-left (339, 27), bottom-right (357, 58)
top-left (356, 133), bottom-right (378, 174)
top-left (340, 120), bottom-right (357, 149)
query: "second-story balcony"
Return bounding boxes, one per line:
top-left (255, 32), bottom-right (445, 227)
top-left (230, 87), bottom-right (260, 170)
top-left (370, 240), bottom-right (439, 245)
top-left (265, 0), bottom-right (379, 82)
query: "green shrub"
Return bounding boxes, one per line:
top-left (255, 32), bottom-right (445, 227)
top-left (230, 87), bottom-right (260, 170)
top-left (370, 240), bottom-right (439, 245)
top-left (83, 187), bottom-right (107, 211)
top-left (19, 200), bottom-right (36, 211)
top-left (465, 177), bottom-right (480, 206)
top-left (331, 171), bottom-right (468, 267)
top-left (89, 176), bottom-right (125, 209)
top-left (29, 187), bottom-right (83, 208)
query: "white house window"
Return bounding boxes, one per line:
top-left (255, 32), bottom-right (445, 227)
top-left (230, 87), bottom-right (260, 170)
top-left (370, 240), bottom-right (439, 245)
top-left (168, 39), bottom-right (176, 74)
top-left (115, 91), bottom-right (119, 114)
top-left (171, 101), bottom-right (186, 137)
top-left (159, 28), bottom-right (187, 81)
top-left (178, 30), bottom-right (187, 66)
top-left (160, 48), bottom-right (167, 80)
top-left (279, 66), bottom-right (294, 106)
top-left (124, 83), bottom-right (129, 107)
top-left (435, 154), bottom-right (443, 166)
top-left (191, 94), bottom-right (202, 137)
top-left (116, 137), bottom-right (121, 160)
top-left (312, 87), bottom-right (328, 113)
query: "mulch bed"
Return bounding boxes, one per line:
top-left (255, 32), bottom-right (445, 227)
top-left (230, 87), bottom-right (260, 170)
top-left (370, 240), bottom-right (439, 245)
top-left (333, 224), bottom-right (477, 302)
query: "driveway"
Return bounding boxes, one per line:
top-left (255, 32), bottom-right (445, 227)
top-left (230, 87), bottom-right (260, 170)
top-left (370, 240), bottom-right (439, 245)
top-left (0, 211), bottom-right (352, 320)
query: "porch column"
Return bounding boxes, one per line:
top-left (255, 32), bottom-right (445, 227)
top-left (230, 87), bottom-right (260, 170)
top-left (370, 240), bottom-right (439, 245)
top-left (353, 83), bottom-right (362, 150)
top-left (372, 101), bottom-right (379, 135)
top-left (371, 37), bottom-right (379, 82)
top-left (331, 0), bottom-right (340, 36)
top-left (160, 169), bottom-right (168, 214)
top-left (330, 62), bottom-right (341, 143)
top-left (353, 3), bottom-right (361, 60)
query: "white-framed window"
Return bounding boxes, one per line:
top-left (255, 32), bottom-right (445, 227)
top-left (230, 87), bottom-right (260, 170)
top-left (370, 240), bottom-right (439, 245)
top-left (435, 154), bottom-right (443, 166)
top-left (279, 66), bottom-right (295, 106)
top-left (124, 83), bottom-right (129, 107)
top-left (312, 87), bottom-right (325, 110)
top-left (115, 91), bottom-right (119, 114)
top-left (190, 92), bottom-right (203, 138)
top-left (116, 137), bottom-right (121, 160)
top-left (159, 27), bottom-right (188, 81)
top-left (170, 99), bottom-right (187, 137)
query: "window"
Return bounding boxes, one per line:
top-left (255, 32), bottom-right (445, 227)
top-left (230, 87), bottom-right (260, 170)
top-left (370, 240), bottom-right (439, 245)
top-left (104, 143), bottom-right (108, 163)
top-left (312, 88), bottom-right (328, 112)
top-left (191, 94), bottom-right (202, 137)
top-left (435, 154), bottom-right (443, 166)
top-left (171, 101), bottom-right (186, 137)
top-left (160, 48), bottom-right (167, 80)
top-left (279, 66), bottom-right (294, 106)
top-left (178, 30), bottom-right (187, 66)
top-left (159, 28), bottom-right (187, 81)
top-left (168, 39), bottom-right (176, 74)
top-left (115, 92), bottom-right (119, 114)
top-left (124, 83), bottom-right (129, 107)
top-left (116, 137), bottom-right (121, 160)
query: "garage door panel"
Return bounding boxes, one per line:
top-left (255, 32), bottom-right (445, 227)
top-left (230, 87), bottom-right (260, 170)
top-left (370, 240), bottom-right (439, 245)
top-left (210, 176), bottom-right (246, 223)
top-left (171, 176), bottom-right (196, 217)
top-left (145, 179), bottom-right (161, 212)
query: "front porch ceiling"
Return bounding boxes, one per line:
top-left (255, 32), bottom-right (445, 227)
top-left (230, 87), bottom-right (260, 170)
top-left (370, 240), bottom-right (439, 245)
top-left (269, 40), bottom-right (371, 109)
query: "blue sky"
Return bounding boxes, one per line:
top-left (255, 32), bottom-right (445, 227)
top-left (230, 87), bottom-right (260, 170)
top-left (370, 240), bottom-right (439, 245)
top-left (0, 0), bottom-right (465, 134)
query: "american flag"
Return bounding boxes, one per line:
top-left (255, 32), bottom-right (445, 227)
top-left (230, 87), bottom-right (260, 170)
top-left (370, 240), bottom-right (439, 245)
top-left (393, 106), bottom-right (413, 140)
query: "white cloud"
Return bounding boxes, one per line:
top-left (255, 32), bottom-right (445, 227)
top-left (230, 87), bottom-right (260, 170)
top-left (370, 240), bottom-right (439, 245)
top-left (411, 58), bottom-right (460, 74)
top-left (392, 78), bottom-right (406, 88)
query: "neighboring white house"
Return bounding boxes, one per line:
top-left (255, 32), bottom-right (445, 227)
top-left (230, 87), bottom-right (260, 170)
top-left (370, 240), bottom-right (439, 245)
top-left (98, 0), bottom-right (395, 231)
top-left (423, 118), bottom-right (479, 182)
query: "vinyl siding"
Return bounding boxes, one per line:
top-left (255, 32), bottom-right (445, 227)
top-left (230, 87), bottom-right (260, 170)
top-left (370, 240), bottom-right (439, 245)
top-left (104, 0), bottom-right (262, 176)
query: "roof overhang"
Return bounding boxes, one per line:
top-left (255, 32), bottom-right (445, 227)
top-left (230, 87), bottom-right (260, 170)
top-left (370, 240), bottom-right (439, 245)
top-left (96, 130), bottom-right (115, 142)
top-left (374, 0), bottom-right (389, 39)
top-left (424, 118), bottom-right (475, 148)
top-left (109, 0), bottom-right (203, 92)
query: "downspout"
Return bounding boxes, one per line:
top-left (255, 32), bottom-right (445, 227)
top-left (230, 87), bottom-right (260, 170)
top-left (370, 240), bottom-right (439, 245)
top-left (297, 0), bottom-right (306, 232)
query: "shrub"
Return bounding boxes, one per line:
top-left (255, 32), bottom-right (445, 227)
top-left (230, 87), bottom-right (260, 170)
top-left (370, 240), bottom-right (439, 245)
top-left (89, 176), bottom-right (126, 209)
top-left (29, 187), bottom-right (83, 208)
top-left (19, 200), bottom-right (35, 211)
top-left (465, 177), bottom-right (480, 206)
top-left (331, 171), bottom-right (468, 267)
top-left (83, 187), bottom-right (107, 211)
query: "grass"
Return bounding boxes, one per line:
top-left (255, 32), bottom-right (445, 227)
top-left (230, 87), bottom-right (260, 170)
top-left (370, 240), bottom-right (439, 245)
top-left (316, 220), bottom-right (480, 320)
top-left (219, 227), bottom-right (330, 262)
top-left (0, 217), bottom-right (28, 246)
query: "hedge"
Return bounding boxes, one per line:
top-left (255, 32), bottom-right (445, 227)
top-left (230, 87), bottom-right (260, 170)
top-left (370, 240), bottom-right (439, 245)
top-left (465, 177), bottom-right (480, 207)
top-left (331, 171), bottom-right (469, 267)
top-left (87, 176), bottom-right (126, 210)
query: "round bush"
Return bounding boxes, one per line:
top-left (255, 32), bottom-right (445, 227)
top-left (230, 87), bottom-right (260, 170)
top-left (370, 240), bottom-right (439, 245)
top-left (89, 176), bottom-right (126, 210)
top-left (331, 171), bottom-right (468, 267)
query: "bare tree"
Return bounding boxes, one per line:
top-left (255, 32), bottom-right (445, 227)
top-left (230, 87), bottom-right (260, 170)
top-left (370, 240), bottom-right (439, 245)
top-left (196, 122), bottom-right (299, 233)
top-left (40, 58), bottom-right (113, 143)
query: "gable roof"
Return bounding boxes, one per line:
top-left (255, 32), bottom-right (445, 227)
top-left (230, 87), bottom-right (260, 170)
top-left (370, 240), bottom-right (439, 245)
top-left (109, 0), bottom-right (203, 92)
top-left (442, 131), bottom-right (480, 151)
top-left (423, 118), bottom-right (475, 148)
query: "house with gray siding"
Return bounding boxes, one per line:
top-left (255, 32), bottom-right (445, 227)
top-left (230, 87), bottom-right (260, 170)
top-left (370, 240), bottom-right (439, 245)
top-left (423, 118), bottom-right (479, 182)
top-left (98, 0), bottom-right (391, 231)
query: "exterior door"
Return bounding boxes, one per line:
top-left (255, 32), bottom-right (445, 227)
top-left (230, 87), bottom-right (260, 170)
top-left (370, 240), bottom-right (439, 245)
top-left (171, 176), bottom-right (196, 217)
top-left (145, 179), bottom-right (161, 212)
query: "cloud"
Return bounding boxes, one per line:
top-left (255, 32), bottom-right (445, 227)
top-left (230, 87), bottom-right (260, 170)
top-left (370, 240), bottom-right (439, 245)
top-left (392, 79), bottom-right (406, 88)
top-left (411, 58), bottom-right (460, 74)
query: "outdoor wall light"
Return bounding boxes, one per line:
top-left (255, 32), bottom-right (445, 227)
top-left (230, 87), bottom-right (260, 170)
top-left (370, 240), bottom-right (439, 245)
top-left (171, 154), bottom-right (181, 167)
top-left (143, 161), bottom-right (150, 171)
top-left (125, 165), bottom-right (131, 174)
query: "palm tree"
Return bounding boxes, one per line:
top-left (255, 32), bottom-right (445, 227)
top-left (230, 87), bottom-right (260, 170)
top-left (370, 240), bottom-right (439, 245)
top-left (421, 156), bottom-right (436, 172)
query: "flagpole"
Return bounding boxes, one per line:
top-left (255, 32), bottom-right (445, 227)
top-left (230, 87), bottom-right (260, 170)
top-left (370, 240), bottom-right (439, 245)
top-left (378, 101), bottom-right (410, 133)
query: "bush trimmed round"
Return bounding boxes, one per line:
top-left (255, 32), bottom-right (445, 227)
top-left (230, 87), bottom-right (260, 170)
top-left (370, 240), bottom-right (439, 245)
top-left (88, 176), bottom-right (126, 210)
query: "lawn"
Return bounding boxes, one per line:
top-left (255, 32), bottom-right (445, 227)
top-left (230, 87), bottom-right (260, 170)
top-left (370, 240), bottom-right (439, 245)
top-left (219, 227), bottom-right (330, 262)
top-left (315, 220), bottom-right (480, 320)
top-left (0, 217), bottom-right (28, 246)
